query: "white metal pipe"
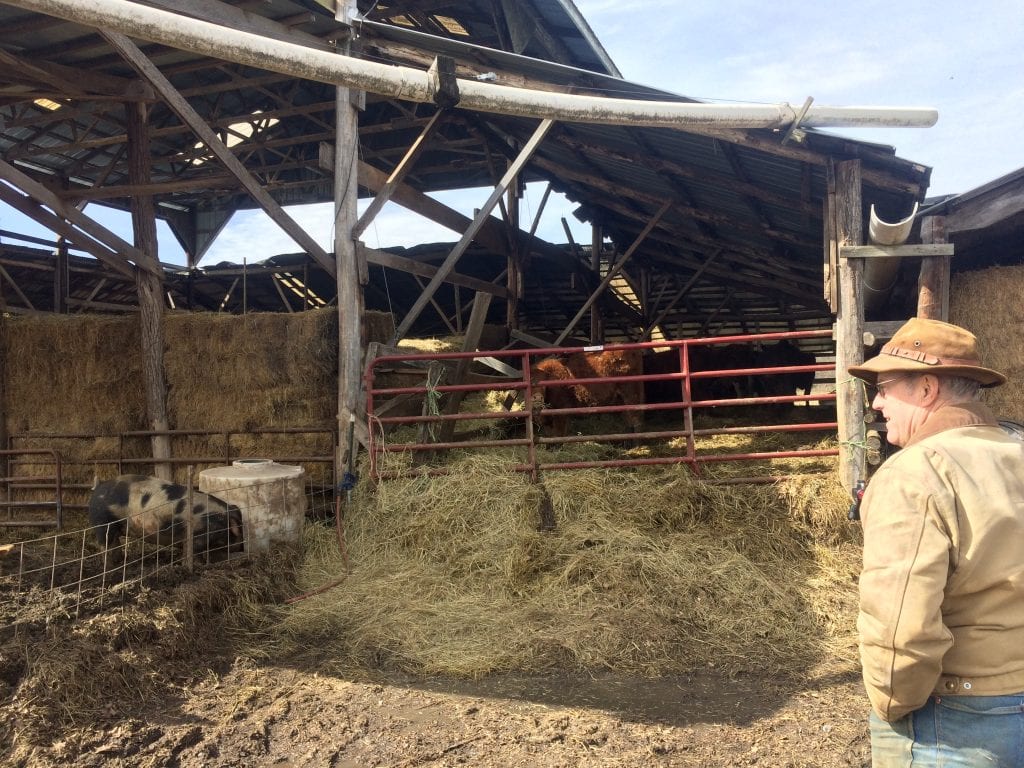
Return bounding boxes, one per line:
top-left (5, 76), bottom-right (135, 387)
top-left (1, 0), bottom-right (939, 131)
top-left (869, 202), bottom-right (919, 245)
top-left (864, 202), bottom-right (919, 313)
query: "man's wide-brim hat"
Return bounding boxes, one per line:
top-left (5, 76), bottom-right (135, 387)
top-left (848, 317), bottom-right (1006, 387)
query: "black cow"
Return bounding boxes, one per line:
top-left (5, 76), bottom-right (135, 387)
top-left (751, 341), bottom-right (817, 398)
top-left (643, 345), bottom-right (757, 405)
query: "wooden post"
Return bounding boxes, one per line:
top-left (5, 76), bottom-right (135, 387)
top-left (0, 328), bottom-right (7, 483)
top-left (833, 159), bottom-right (865, 492)
top-left (127, 101), bottom-right (172, 480)
top-left (590, 222), bottom-right (603, 343)
top-left (506, 175), bottom-right (520, 332)
top-left (54, 239), bottom-right (68, 314)
top-left (917, 216), bottom-right (950, 320)
top-left (335, 30), bottom-right (366, 472)
top-left (184, 467), bottom-right (195, 572)
top-left (438, 292), bottom-right (493, 443)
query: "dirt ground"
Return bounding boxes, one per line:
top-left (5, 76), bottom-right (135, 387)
top-left (0, 469), bottom-right (872, 768)
top-left (5, 659), bottom-right (871, 767)
top-left (0, 558), bottom-right (871, 768)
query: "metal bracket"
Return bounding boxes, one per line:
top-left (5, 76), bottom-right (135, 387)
top-left (334, 0), bottom-right (360, 25)
top-left (781, 96), bottom-right (814, 145)
top-left (428, 56), bottom-right (461, 109)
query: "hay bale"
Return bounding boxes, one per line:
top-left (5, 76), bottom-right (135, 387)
top-left (1, 310), bottom-right (352, 498)
top-left (272, 458), bottom-right (859, 678)
top-left (0, 315), bottom-right (144, 434)
top-left (163, 310), bottom-right (338, 431)
top-left (1, 307), bottom-right (392, 439)
top-left (951, 266), bottom-right (1024, 420)
top-left (364, 310), bottom-right (395, 346)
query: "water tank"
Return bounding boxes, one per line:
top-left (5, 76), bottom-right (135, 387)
top-left (198, 459), bottom-right (307, 553)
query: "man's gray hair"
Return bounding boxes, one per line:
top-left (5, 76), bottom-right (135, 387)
top-left (939, 374), bottom-right (982, 400)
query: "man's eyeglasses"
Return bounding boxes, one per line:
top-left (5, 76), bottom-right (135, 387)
top-left (873, 376), bottom-right (909, 398)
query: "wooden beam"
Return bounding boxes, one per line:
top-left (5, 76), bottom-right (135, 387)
top-left (361, 244), bottom-right (508, 298)
top-left (54, 240), bottom-right (67, 313)
top-left (0, 48), bottom-right (154, 100)
top-left (555, 200), bottom-right (671, 345)
top-left (0, 168), bottom-right (142, 279)
top-left (143, 0), bottom-right (336, 51)
top-left (840, 244), bottom-right (954, 259)
top-left (101, 30), bottom-right (335, 273)
top-left (352, 109), bottom-right (444, 239)
top-left (363, 37), bottom-right (600, 96)
top-left (824, 183), bottom-right (838, 312)
top-left (439, 292), bottom-right (494, 443)
top-left (271, 274), bottom-right (296, 313)
top-left (590, 221), bottom-right (603, 343)
top-left (56, 175), bottom-right (240, 200)
top-left (833, 159), bottom-right (865, 490)
top-left (0, 263), bottom-right (35, 310)
top-left (392, 119), bottom-right (555, 343)
top-left (917, 216), bottom-right (950, 321)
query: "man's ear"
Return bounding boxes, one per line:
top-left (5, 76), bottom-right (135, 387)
top-left (919, 374), bottom-right (941, 406)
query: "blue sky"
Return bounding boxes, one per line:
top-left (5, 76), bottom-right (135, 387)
top-left (1, 0), bottom-right (1020, 266)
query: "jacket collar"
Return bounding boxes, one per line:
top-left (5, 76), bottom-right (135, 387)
top-left (904, 401), bottom-right (997, 448)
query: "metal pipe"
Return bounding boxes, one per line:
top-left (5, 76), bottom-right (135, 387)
top-left (2, 0), bottom-right (939, 130)
top-left (864, 202), bottom-right (918, 314)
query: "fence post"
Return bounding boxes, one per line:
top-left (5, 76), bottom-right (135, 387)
top-left (184, 466), bottom-right (195, 572)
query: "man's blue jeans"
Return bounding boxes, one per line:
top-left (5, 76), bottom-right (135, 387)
top-left (869, 694), bottom-right (1024, 767)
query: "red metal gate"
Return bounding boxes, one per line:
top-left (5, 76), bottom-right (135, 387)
top-left (366, 330), bottom-right (836, 483)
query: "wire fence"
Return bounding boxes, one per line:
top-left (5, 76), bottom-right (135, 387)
top-left (0, 475), bottom-right (332, 622)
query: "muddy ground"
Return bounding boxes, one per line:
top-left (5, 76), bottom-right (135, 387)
top-left (0, 566), bottom-right (871, 768)
top-left (0, 500), bottom-right (871, 768)
top-left (6, 659), bottom-right (870, 767)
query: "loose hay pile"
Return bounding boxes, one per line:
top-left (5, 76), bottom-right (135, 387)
top-left (0, 553), bottom-right (298, 746)
top-left (273, 456), bottom-right (860, 679)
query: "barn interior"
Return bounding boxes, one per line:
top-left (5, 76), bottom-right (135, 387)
top-left (0, 0), bottom-right (935, 359)
top-left (4, 7), bottom-right (1024, 762)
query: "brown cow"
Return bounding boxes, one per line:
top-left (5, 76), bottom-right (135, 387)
top-left (531, 348), bottom-right (644, 437)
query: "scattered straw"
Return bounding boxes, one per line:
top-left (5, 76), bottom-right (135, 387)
top-left (270, 454), bottom-right (860, 679)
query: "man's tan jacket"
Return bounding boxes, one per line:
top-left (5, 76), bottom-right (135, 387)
top-left (859, 401), bottom-right (1024, 722)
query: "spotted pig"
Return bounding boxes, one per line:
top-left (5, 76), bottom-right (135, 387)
top-left (88, 474), bottom-right (244, 557)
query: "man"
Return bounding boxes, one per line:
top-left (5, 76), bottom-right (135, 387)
top-left (848, 317), bottom-right (1024, 767)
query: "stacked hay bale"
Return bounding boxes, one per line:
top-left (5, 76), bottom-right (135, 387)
top-left (0, 309), bottom-right (394, 513)
top-left (951, 265), bottom-right (1024, 421)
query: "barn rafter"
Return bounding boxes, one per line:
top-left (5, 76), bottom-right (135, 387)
top-left (0, 0), bottom-right (943, 477)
